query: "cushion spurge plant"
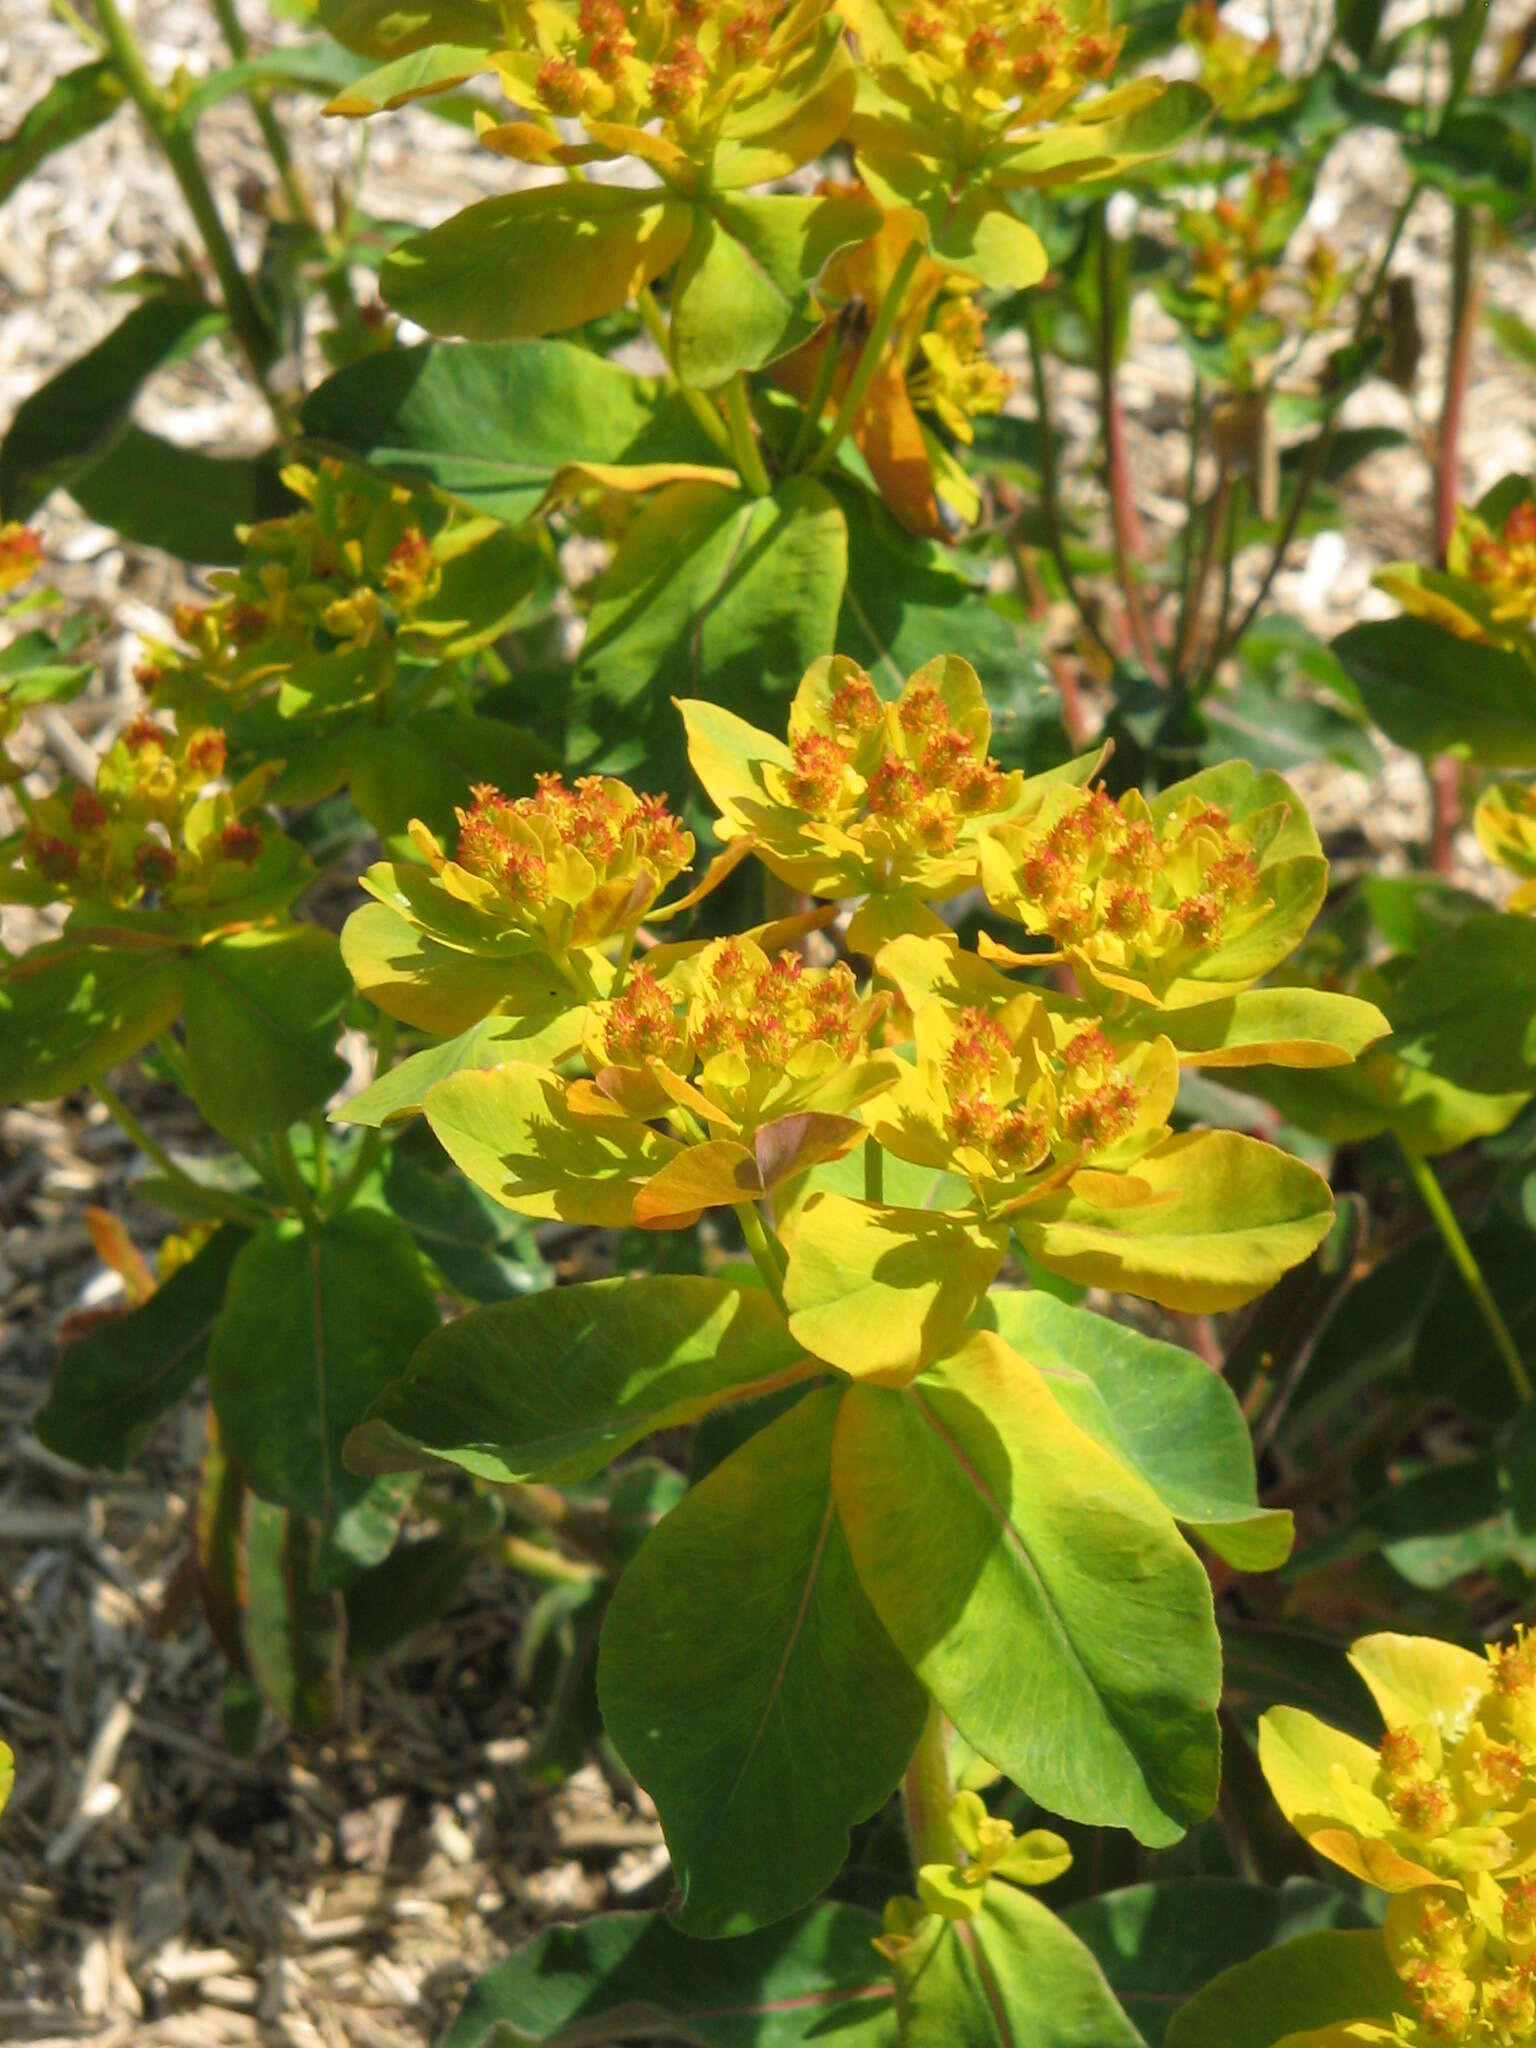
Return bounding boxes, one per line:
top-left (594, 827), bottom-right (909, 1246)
top-left (339, 668), bottom-right (1386, 1945)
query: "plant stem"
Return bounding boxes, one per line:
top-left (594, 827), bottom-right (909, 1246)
top-left (864, 1140), bottom-right (884, 1205)
top-left (90, 1078), bottom-right (269, 1227)
top-left (271, 1128), bottom-right (323, 1232)
top-left (723, 373), bottom-right (772, 497)
top-left (634, 285), bottom-right (736, 461)
top-left (901, 1697), bottom-right (954, 1875)
top-left (1094, 208), bottom-right (1158, 676)
top-left (808, 239), bottom-right (923, 477)
top-left (502, 1533), bottom-right (601, 1586)
top-left (205, 0), bottom-right (314, 228)
top-left (1203, 181), bottom-right (1422, 675)
top-left (783, 332), bottom-right (842, 472)
top-left (90, 0), bottom-right (278, 409)
top-left (734, 1201), bottom-right (788, 1315)
top-left (308, 1112), bottom-right (331, 1201)
top-left (1022, 300), bottom-right (1118, 666)
top-left (1398, 1142), bottom-right (1530, 1404)
top-left (1429, 202), bottom-right (1483, 873)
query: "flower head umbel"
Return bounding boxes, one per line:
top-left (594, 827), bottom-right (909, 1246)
top-left (582, 935), bottom-right (897, 1137)
top-left (478, 0), bottom-right (852, 188)
top-left (979, 761), bottom-right (1327, 1005)
top-left (1475, 781), bottom-right (1536, 912)
top-left (4, 717), bottom-right (297, 921)
top-left (414, 772), bottom-right (694, 955)
top-left (1179, 1), bottom-right (1284, 119)
top-left (1455, 497), bottom-right (1536, 625)
top-left (0, 523), bottom-right (43, 597)
top-left (865, 991), bottom-right (1177, 1209)
top-left (681, 654), bottom-right (1027, 945)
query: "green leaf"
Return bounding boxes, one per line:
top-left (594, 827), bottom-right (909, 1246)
top-left (301, 339), bottom-right (722, 524)
top-left (570, 476), bottom-right (847, 790)
top-left (379, 1150), bottom-right (549, 1302)
top-left (443, 1902), bottom-right (897, 2047)
top-left (891, 1884), bottom-right (1145, 2048)
top-left (1388, 911), bottom-right (1536, 1095)
top-left (1014, 1131), bottom-right (1336, 1313)
top-left (338, 901), bottom-right (553, 1037)
top-left (181, 926), bottom-right (350, 1139)
top-left (382, 184), bottom-right (696, 341)
top-left (0, 937), bottom-right (186, 1104)
top-left (1065, 1879), bottom-right (1373, 2048)
top-left (830, 481), bottom-right (1036, 694)
top-left (347, 1274), bottom-right (807, 1484)
top-left (671, 192), bottom-right (880, 389)
top-left (240, 1498), bottom-right (344, 1735)
top-left (319, 0), bottom-right (502, 58)
top-left (346, 706), bottom-right (553, 845)
top-left (1232, 1049), bottom-right (1529, 1157)
top-left (933, 203), bottom-right (1049, 290)
top-left (66, 425), bottom-right (291, 566)
top-left (1164, 1931), bottom-right (1403, 2048)
top-left (781, 1194), bottom-right (1009, 1383)
top-left (33, 1227), bottom-right (248, 1470)
top-left (1488, 307), bottom-right (1536, 378)
top-left (208, 1212), bottom-right (440, 1559)
top-left (598, 1387), bottom-right (927, 1936)
top-left (832, 1331), bottom-right (1221, 1847)
top-left (1, 295), bottom-right (225, 521)
top-left (991, 80), bottom-right (1213, 186)
top-left (1334, 616), bottom-right (1536, 765)
top-left (0, 60), bottom-right (125, 209)
top-left (423, 1063), bottom-right (679, 1228)
top-left (1150, 987), bottom-right (1389, 1070)
top-left (976, 1293), bottom-right (1291, 1571)
top-left (338, 1012), bottom-right (586, 1129)
top-left (322, 42), bottom-right (491, 113)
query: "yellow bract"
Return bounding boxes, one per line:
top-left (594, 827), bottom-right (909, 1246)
top-left (481, 0), bottom-right (853, 187)
top-left (1476, 781), bottom-right (1536, 912)
top-left (1261, 1629), bottom-right (1536, 2047)
top-left (1454, 499), bottom-right (1536, 625)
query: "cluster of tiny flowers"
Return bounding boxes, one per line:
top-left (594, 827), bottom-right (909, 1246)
top-left (509, 0), bottom-right (816, 132)
top-left (939, 1009), bottom-right (1141, 1177)
top-left (144, 462), bottom-right (444, 701)
top-left (590, 942), bottom-right (869, 1086)
top-left (455, 774), bottom-right (693, 916)
top-left (1184, 157), bottom-right (1293, 333)
top-left (21, 719), bottom-right (263, 910)
top-left (1179, 0), bottom-right (1281, 115)
top-left (908, 296), bottom-right (1012, 444)
top-left (1458, 501), bottom-right (1536, 624)
top-left (781, 669), bottom-right (1010, 856)
top-left (1370, 1634), bottom-right (1536, 2043)
top-left (0, 522), bottom-right (43, 598)
top-left (876, 0), bottom-right (1120, 131)
top-left (985, 787), bottom-right (1267, 980)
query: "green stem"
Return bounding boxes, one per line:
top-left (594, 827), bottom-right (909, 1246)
top-left (1022, 300), bottom-right (1117, 666)
top-left (901, 1697), bottom-right (954, 1876)
top-left (723, 374), bottom-right (772, 498)
top-left (864, 1140), bottom-right (884, 1206)
top-left (502, 1533), bottom-right (601, 1586)
top-left (783, 330), bottom-right (841, 472)
top-left (808, 239), bottom-right (923, 477)
top-left (734, 1201), bottom-right (788, 1315)
top-left (308, 1112), bottom-right (331, 1201)
top-left (205, 0), bottom-right (314, 228)
top-left (91, 0), bottom-right (278, 408)
top-left (635, 285), bottom-right (736, 461)
top-left (1398, 1142), bottom-right (1530, 1403)
top-left (271, 1128), bottom-right (322, 1232)
top-left (91, 1079), bottom-right (269, 1227)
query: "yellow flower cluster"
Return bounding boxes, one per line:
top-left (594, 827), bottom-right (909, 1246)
top-left (0, 522), bottom-right (42, 598)
top-left (1263, 1631), bottom-right (1536, 2048)
top-left (12, 717), bottom-right (283, 916)
top-left (1180, 0), bottom-right (1281, 117)
top-left (1185, 157), bottom-right (1294, 336)
top-left (854, 0), bottom-right (1122, 142)
top-left (908, 296), bottom-right (1012, 445)
top-left (1457, 500), bottom-right (1536, 625)
top-left (146, 461), bottom-right (456, 711)
top-left (979, 782), bottom-right (1279, 995)
top-left (1475, 781), bottom-right (1536, 912)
